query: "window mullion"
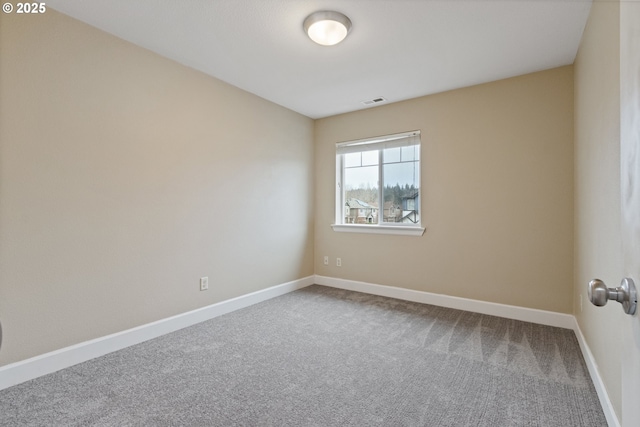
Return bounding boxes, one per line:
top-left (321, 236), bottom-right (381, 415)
top-left (378, 149), bottom-right (383, 225)
top-left (337, 154), bottom-right (344, 224)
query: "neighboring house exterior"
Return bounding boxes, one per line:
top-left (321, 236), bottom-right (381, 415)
top-left (345, 195), bottom-right (417, 224)
top-left (383, 201), bottom-right (402, 223)
top-left (401, 193), bottom-right (419, 224)
top-left (345, 198), bottom-right (378, 224)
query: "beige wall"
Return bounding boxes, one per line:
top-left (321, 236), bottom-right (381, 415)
top-left (0, 10), bottom-right (315, 365)
top-left (574, 0), bottom-right (625, 421)
top-left (315, 67), bottom-right (574, 313)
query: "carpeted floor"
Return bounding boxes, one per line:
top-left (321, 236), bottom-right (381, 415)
top-left (0, 285), bottom-right (607, 426)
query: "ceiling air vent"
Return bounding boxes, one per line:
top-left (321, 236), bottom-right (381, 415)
top-left (361, 97), bottom-right (387, 106)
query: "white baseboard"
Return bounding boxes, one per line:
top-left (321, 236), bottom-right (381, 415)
top-left (572, 319), bottom-right (621, 427)
top-left (1, 274), bottom-right (620, 427)
top-left (314, 275), bottom-right (575, 329)
top-left (0, 276), bottom-right (314, 391)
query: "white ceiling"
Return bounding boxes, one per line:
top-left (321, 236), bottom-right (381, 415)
top-left (47, 0), bottom-right (592, 119)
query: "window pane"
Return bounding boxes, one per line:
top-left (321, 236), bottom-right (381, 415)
top-left (362, 150), bottom-right (379, 166)
top-left (344, 152), bottom-right (361, 168)
top-left (344, 165), bottom-right (379, 224)
top-left (401, 145), bottom-right (418, 161)
top-left (383, 147), bottom-right (400, 164)
top-left (382, 160), bottom-right (419, 224)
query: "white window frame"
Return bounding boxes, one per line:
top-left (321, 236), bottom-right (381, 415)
top-left (332, 130), bottom-right (425, 236)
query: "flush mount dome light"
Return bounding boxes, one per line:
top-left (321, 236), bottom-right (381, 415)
top-left (303, 11), bottom-right (352, 46)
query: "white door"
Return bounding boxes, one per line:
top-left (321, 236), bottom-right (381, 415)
top-left (620, 2), bottom-right (640, 426)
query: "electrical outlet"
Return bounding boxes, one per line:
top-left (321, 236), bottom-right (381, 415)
top-left (200, 277), bottom-right (209, 291)
top-left (324, 256), bottom-right (329, 265)
top-left (336, 257), bottom-right (342, 267)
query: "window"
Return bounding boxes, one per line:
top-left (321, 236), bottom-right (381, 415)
top-left (333, 131), bottom-right (425, 236)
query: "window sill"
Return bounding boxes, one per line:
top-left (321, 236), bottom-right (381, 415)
top-left (331, 224), bottom-right (426, 236)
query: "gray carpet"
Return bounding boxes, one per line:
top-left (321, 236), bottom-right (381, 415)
top-left (0, 285), bottom-right (607, 426)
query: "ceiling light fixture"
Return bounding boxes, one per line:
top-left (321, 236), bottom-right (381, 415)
top-left (303, 11), bottom-right (352, 46)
